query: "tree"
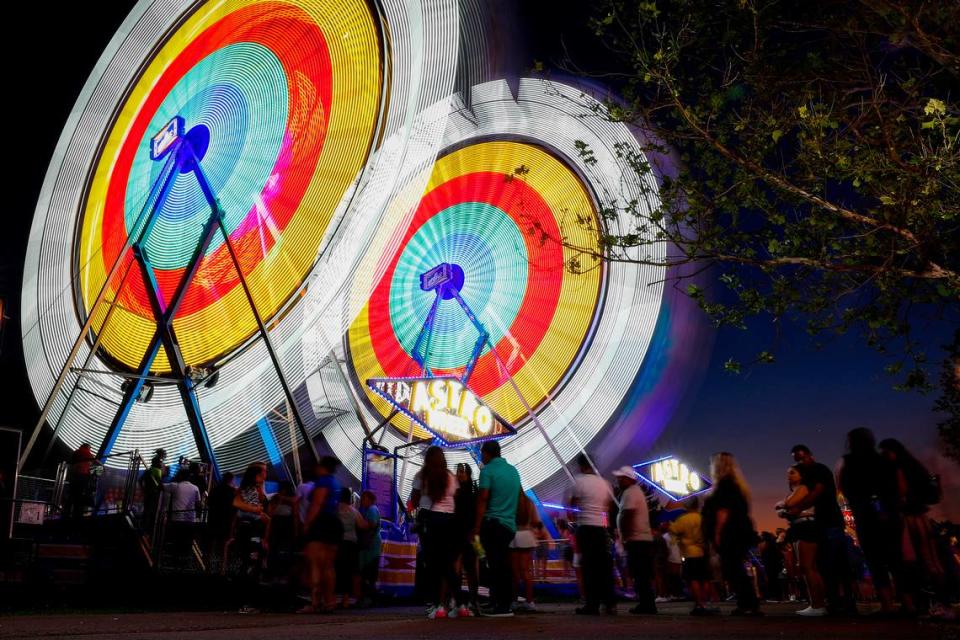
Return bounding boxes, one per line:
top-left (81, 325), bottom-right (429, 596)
top-left (935, 329), bottom-right (960, 460)
top-left (541, 0), bottom-right (958, 449)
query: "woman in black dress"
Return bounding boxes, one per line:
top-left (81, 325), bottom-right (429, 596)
top-left (702, 452), bottom-right (761, 616)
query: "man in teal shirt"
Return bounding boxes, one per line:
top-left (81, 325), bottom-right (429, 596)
top-left (473, 440), bottom-right (521, 616)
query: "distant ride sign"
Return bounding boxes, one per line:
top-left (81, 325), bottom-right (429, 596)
top-left (633, 455), bottom-right (711, 501)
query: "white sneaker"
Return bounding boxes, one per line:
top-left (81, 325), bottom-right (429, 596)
top-left (797, 606), bottom-right (827, 617)
top-left (456, 605), bottom-right (474, 617)
top-left (428, 605), bottom-right (448, 619)
top-left (655, 597), bottom-right (670, 603)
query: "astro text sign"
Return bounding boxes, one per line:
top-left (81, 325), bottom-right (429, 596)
top-left (633, 456), bottom-right (711, 501)
top-left (367, 376), bottom-right (515, 445)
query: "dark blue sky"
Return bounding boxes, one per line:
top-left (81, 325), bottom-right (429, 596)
top-left (651, 312), bottom-right (956, 532)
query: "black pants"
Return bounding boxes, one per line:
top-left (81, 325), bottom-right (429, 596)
top-left (235, 518), bottom-right (266, 601)
top-left (421, 511), bottom-right (459, 606)
top-left (360, 554), bottom-right (380, 601)
top-left (720, 546), bottom-right (758, 611)
top-left (818, 525), bottom-right (855, 611)
top-left (455, 542), bottom-right (478, 607)
top-left (480, 518), bottom-right (514, 610)
top-left (626, 540), bottom-right (656, 612)
top-left (576, 525), bottom-right (615, 611)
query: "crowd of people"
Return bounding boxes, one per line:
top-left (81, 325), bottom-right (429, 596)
top-left (61, 428), bottom-right (958, 621)
top-left (401, 433), bottom-right (957, 620)
top-left (555, 430), bottom-right (957, 621)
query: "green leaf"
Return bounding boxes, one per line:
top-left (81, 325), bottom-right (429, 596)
top-left (638, 2), bottom-right (661, 18)
top-left (924, 98), bottom-right (946, 116)
top-left (771, 129), bottom-right (783, 142)
top-left (757, 351), bottom-right (775, 364)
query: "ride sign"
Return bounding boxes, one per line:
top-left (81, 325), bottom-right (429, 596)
top-left (367, 376), bottom-right (515, 445)
top-left (150, 115), bottom-right (184, 160)
top-left (633, 455), bottom-right (711, 501)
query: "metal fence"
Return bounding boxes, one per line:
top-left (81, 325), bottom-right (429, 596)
top-left (10, 450), bottom-right (144, 528)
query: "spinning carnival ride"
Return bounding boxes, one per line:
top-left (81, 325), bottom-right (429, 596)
top-left (21, 0), bottom-right (463, 472)
top-left (22, 1), bottom-right (668, 499)
top-left (341, 79), bottom-right (666, 496)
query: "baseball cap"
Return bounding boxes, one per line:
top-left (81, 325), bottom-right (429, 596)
top-left (612, 465), bottom-right (637, 479)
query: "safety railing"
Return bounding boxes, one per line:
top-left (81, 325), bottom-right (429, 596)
top-left (54, 450), bottom-right (145, 519)
top-left (530, 538), bottom-right (577, 583)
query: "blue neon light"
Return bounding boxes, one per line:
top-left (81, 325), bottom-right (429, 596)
top-left (541, 501), bottom-right (580, 512)
top-left (256, 417), bottom-right (282, 469)
top-left (632, 454), bottom-right (712, 502)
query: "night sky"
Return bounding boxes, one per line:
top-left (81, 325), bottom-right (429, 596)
top-left (2, 1), bottom-right (956, 535)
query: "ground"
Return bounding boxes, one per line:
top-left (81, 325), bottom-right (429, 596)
top-left (0, 602), bottom-right (954, 640)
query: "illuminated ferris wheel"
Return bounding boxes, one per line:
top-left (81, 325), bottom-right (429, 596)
top-left (22, 2), bottom-right (667, 492)
top-left (21, 0), bottom-right (463, 473)
top-left (332, 78), bottom-right (666, 496)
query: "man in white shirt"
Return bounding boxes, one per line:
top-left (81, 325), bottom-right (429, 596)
top-left (613, 466), bottom-right (657, 615)
top-left (570, 453), bottom-right (615, 615)
top-left (164, 470), bottom-right (202, 523)
top-left (161, 469), bottom-right (203, 554)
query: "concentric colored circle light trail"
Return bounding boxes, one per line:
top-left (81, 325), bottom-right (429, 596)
top-left (325, 79), bottom-right (666, 495)
top-left (349, 140), bottom-right (603, 439)
top-left (78, 0), bottom-right (382, 371)
top-left (23, 0), bottom-right (463, 468)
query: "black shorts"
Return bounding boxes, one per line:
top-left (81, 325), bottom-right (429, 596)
top-left (787, 519), bottom-right (820, 544)
top-left (681, 556), bottom-right (709, 582)
top-left (308, 511), bottom-right (343, 546)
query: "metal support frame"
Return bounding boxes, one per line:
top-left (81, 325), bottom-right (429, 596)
top-left (324, 350), bottom-right (375, 444)
top-left (30, 117), bottom-right (322, 480)
top-left (191, 157), bottom-right (320, 466)
top-left (19, 151), bottom-right (181, 472)
top-left (396, 263), bottom-right (577, 486)
top-left (39, 266), bottom-right (136, 464)
top-left (98, 194), bottom-right (223, 477)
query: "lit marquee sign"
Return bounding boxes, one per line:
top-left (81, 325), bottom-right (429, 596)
top-left (420, 263), bottom-right (453, 291)
top-left (150, 115), bottom-right (184, 160)
top-left (367, 376), bottom-right (515, 445)
top-left (634, 456), bottom-right (711, 501)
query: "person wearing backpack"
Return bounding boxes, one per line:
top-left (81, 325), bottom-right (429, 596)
top-left (879, 438), bottom-right (952, 619)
